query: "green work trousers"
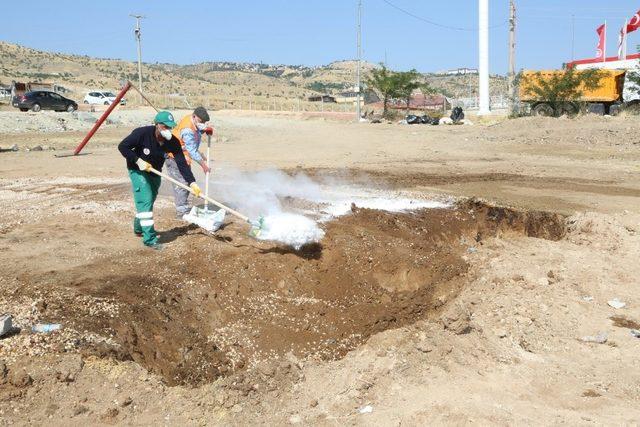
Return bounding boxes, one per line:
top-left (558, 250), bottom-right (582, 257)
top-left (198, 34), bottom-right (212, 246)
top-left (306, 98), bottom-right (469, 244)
top-left (128, 169), bottom-right (161, 246)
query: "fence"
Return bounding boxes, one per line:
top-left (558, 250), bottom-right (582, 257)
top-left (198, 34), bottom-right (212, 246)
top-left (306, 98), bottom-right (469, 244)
top-left (450, 95), bottom-right (509, 110)
top-left (125, 93), bottom-right (361, 114)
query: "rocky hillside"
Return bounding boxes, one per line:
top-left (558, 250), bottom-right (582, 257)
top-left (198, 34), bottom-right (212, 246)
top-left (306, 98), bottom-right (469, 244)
top-left (0, 42), bottom-right (506, 109)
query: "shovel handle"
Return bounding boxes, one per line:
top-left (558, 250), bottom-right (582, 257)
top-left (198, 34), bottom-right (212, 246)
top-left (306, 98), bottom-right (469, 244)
top-left (148, 167), bottom-right (249, 222)
top-left (204, 133), bottom-right (211, 211)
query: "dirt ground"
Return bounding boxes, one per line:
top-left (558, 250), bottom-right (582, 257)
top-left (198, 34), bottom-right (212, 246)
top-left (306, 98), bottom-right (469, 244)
top-left (1, 109), bottom-right (639, 425)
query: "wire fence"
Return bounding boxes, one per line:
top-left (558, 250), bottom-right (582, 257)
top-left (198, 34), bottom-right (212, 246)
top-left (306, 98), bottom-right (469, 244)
top-left (450, 95), bottom-right (509, 110)
top-left (127, 94), bottom-right (362, 114)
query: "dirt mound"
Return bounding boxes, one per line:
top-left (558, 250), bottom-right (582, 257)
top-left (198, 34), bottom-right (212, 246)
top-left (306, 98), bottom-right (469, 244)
top-left (10, 201), bottom-right (565, 387)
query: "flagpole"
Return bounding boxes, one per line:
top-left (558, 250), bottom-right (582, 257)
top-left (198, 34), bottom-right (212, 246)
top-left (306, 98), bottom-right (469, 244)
top-left (624, 20), bottom-right (628, 59)
top-left (603, 20), bottom-right (607, 62)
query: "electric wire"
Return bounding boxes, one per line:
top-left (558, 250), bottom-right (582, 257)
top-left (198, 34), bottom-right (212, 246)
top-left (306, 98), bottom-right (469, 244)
top-left (381, 0), bottom-right (508, 31)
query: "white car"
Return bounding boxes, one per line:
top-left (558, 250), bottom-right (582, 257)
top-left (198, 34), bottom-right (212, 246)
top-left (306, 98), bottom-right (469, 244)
top-left (83, 91), bottom-right (126, 106)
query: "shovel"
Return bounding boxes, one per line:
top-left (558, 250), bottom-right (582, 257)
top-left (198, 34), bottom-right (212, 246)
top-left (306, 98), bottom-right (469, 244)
top-left (181, 132), bottom-right (224, 232)
top-left (148, 166), bottom-right (265, 237)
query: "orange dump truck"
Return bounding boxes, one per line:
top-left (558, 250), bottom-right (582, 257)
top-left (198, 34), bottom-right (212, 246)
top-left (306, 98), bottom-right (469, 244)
top-left (519, 69), bottom-right (627, 116)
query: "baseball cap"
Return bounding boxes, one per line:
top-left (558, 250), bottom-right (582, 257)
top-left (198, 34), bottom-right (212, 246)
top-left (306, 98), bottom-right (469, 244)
top-left (154, 111), bottom-right (177, 128)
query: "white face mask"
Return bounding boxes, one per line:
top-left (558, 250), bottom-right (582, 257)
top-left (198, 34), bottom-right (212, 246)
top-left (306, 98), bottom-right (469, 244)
top-left (196, 122), bottom-right (206, 131)
top-left (160, 129), bottom-right (172, 140)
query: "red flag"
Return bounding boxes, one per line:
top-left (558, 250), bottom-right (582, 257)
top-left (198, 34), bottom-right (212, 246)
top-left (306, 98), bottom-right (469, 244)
top-left (626, 9), bottom-right (640, 33)
top-left (596, 23), bottom-right (606, 60)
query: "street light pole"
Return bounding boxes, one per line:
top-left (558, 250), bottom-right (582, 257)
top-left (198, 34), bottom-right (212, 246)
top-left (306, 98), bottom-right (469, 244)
top-left (508, 0), bottom-right (516, 114)
top-left (130, 14), bottom-right (145, 95)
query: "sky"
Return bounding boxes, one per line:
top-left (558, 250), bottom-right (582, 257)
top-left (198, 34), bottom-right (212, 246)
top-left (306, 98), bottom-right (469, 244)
top-left (2, 1), bottom-right (640, 74)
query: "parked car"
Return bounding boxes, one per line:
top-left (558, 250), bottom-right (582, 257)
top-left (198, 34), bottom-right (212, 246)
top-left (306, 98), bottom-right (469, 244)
top-left (83, 91), bottom-right (126, 105)
top-left (12, 91), bottom-right (78, 112)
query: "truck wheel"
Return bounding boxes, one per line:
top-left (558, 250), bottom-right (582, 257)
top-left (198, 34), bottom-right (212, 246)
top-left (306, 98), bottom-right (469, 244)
top-left (561, 102), bottom-right (579, 117)
top-left (31, 103), bottom-right (41, 112)
top-left (609, 104), bottom-right (622, 116)
top-left (532, 103), bottom-right (554, 117)
top-left (586, 103), bottom-right (605, 115)
top-left (66, 104), bottom-right (76, 112)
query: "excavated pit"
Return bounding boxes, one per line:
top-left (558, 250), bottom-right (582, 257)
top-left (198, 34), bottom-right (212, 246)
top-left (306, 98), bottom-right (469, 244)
top-left (24, 199), bottom-right (565, 386)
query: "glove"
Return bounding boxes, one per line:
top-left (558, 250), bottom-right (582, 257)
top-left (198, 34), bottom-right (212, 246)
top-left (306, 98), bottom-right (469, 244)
top-left (203, 127), bottom-right (214, 136)
top-left (190, 182), bottom-right (202, 197)
top-left (136, 158), bottom-right (151, 171)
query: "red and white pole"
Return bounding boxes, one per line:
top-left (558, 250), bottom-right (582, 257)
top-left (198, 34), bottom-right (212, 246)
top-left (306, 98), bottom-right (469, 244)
top-left (72, 81), bottom-right (132, 156)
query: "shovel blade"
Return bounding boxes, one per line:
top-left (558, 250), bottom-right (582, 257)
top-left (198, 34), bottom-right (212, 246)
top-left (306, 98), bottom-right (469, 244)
top-left (183, 207), bottom-right (226, 233)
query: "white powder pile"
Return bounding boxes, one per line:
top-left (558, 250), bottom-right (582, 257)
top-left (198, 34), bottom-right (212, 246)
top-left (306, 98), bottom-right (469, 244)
top-left (255, 213), bottom-right (325, 250)
top-left (321, 197), bottom-right (450, 218)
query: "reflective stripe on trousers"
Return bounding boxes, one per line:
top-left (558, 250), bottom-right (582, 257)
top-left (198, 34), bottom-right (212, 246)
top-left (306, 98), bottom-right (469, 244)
top-left (128, 169), bottom-right (161, 246)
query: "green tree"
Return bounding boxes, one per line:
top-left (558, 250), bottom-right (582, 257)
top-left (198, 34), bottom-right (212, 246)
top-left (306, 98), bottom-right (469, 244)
top-left (365, 63), bottom-right (401, 118)
top-left (395, 69), bottom-right (421, 114)
top-left (521, 68), bottom-right (603, 117)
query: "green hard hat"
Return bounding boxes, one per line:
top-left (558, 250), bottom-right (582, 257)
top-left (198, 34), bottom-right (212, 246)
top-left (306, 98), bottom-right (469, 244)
top-left (154, 111), bottom-right (177, 128)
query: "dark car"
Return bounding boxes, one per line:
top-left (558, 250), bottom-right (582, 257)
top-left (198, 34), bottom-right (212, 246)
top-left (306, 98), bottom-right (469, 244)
top-left (12, 91), bottom-right (78, 112)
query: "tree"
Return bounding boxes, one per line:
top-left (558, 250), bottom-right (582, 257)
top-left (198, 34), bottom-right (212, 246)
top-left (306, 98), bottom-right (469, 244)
top-left (365, 63), bottom-right (399, 117)
top-left (622, 50), bottom-right (640, 111)
top-left (520, 68), bottom-right (603, 117)
top-left (418, 82), bottom-right (437, 110)
top-left (366, 65), bottom-right (423, 118)
top-left (395, 69), bottom-right (421, 114)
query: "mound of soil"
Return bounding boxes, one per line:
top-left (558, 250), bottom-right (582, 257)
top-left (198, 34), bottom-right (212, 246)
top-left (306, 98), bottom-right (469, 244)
top-left (11, 201), bottom-right (565, 386)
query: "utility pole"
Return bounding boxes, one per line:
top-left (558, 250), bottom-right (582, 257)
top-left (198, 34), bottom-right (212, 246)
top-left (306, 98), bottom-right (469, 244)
top-left (507, 0), bottom-right (516, 114)
top-left (571, 14), bottom-right (575, 61)
top-left (478, 0), bottom-right (490, 115)
top-left (356, 0), bottom-right (362, 121)
top-left (130, 14), bottom-right (145, 95)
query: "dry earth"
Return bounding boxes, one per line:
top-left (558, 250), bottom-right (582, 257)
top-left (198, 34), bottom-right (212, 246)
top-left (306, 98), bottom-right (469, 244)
top-left (0, 109), bottom-right (639, 425)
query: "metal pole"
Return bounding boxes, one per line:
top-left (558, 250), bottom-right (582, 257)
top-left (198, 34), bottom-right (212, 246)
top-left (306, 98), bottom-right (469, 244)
top-left (571, 14), bottom-right (575, 61)
top-left (478, 0), bottom-right (490, 115)
top-left (603, 20), bottom-right (607, 62)
top-left (624, 20), bottom-right (628, 59)
top-left (72, 82), bottom-right (132, 155)
top-left (356, 0), bottom-right (362, 121)
top-left (508, 0), bottom-right (516, 114)
top-left (130, 14), bottom-right (145, 97)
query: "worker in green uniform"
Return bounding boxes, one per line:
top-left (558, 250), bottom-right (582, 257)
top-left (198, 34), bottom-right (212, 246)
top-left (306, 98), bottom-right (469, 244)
top-left (118, 111), bottom-right (201, 250)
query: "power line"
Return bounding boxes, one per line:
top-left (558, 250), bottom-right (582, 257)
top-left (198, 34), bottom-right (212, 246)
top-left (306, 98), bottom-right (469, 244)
top-left (381, 0), bottom-right (508, 32)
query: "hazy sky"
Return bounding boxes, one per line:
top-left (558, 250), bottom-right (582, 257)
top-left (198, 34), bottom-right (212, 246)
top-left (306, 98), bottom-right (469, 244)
top-left (3, 1), bottom-right (640, 73)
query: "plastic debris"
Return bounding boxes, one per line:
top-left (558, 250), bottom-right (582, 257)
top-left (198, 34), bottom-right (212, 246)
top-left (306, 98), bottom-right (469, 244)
top-left (450, 106), bottom-right (465, 123)
top-left (580, 332), bottom-right (608, 344)
top-left (582, 296), bottom-right (594, 302)
top-left (359, 405), bottom-right (373, 414)
top-left (31, 323), bottom-right (62, 333)
top-left (631, 329), bottom-right (640, 338)
top-left (607, 299), bottom-right (626, 309)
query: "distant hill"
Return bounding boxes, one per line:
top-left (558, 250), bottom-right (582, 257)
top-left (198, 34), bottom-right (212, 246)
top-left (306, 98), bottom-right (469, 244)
top-left (0, 42), bottom-right (506, 109)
